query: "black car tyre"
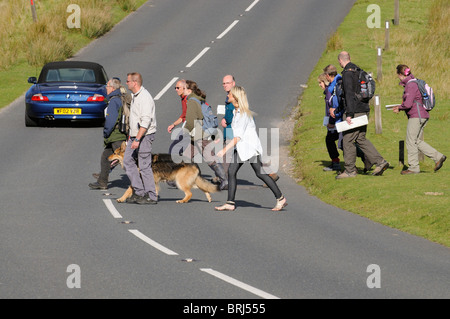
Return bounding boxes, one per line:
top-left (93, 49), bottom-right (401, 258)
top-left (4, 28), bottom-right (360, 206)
top-left (25, 113), bottom-right (38, 127)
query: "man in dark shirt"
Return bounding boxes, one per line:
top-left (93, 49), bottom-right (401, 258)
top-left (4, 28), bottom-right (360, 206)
top-left (336, 51), bottom-right (389, 179)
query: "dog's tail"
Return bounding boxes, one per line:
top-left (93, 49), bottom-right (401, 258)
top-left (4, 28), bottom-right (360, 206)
top-left (195, 176), bottom-right (219, 193)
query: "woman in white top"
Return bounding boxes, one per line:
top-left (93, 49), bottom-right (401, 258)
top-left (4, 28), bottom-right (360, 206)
top-left (215, 86), bottom-right (287, 211)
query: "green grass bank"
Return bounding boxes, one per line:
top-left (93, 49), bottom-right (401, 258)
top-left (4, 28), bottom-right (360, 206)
top-left (1, 1), bottom-right (448, 246)
top-left (290, 0), bottom-right (449, 246)
top-left (0, 0), bottom-right (147, 109)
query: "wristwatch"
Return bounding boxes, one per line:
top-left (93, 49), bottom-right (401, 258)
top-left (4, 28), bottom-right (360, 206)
top-left (134, 138), bottom-right (140, 142)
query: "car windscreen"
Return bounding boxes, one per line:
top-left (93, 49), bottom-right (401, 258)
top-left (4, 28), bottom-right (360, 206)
top-left (45, 68), bottom-right (97, 83)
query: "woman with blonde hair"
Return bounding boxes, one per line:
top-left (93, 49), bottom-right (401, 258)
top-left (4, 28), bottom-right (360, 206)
top-left (215, 86), bottom-right (287, 211)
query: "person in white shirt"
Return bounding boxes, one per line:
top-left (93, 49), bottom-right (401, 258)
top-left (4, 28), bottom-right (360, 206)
top-left (215, 86), bottom-right (287, 211)
top-left (123, 72), bottom-right (158, 204)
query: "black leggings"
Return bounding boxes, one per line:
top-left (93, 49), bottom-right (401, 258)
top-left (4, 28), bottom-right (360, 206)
top-left (227, 151), bottom-right (282, 202)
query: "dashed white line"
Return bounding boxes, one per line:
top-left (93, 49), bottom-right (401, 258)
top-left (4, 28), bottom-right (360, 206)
top-left (129, 229), bottom-right (179, 255)
top-left (200, 268), bottom-right (280, 299)
top-left (103, 199), bottom-right (123, 219)
top-left (104, 2), bottom-right (275, 299)
top-left (245, 0), bottom-right (260, 12)
top-left (186, 47), bottom-right (210, 68)
top-left (154, 77), bottom-right (179, 100)
top-left (217, 20), bottom-right (239, 39)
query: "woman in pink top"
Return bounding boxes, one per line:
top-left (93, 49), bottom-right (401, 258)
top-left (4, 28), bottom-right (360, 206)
top-left (393, 65), bottom-right (446, 174)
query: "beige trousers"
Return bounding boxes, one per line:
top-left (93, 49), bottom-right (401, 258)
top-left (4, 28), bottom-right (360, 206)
top-left (405, 118), bottom-right (442, 172)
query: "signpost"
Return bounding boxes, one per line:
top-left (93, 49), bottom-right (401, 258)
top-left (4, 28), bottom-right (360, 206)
top-left (30, 0), bottom-right (37, 22)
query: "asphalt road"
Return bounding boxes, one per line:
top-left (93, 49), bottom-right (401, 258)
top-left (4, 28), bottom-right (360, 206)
top-left (0, 0), bottom-right (448, 300)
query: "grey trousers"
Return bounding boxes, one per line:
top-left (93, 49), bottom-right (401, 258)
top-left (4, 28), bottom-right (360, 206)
top-left (406, 118), bottom-right (443, 172)
top-left (124, 134), bottom-right (157, 200)
top-left (342, 112), bottom-right (384, 173)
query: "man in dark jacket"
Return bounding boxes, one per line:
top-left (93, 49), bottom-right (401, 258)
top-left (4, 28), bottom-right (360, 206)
top-left (336, 51), bottom-right (389, 179)
top-left (89, 78), bottom-right (127, 189)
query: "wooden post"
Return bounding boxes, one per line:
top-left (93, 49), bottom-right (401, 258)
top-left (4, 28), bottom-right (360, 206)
top-left (377, 47), bottom-right (382, 82)
top-left (30, 0), bottom-right (37, 22)
top-left (385, 20), bottom-right (390, 51)
top-left (399, 140), bottom-right (404, 167)
top-left (394, 0), bottom-right (400, 25)
top-left (374, 95), bottom-right (382, 134)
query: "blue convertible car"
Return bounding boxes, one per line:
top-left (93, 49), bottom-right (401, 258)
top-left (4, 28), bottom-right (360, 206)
top-left (25, 61), bottom-right (108, 126)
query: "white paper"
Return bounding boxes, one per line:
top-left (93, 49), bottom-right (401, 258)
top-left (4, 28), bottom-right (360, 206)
top-left (385, 104), bottom-right (399, 110)
top-left (336, 115), bottom-right (368, 133)
top-left (323, 116), bottom-right (329, 126)
top-left (217, 104), bottom-right (225, 115)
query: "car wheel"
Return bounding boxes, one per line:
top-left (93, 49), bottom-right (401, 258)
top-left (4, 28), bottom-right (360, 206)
top-left (25, 113), bottom-right (38, 127)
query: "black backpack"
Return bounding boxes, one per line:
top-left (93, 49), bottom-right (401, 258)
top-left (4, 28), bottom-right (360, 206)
top-left (355, 66), bottom-right (376, 102)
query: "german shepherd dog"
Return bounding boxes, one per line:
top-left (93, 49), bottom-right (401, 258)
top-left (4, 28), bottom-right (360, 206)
top-left (108, 141), bottom-right (218, 203)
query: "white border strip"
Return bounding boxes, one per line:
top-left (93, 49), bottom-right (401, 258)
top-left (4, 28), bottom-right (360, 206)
top-left (186, 47), bottom-right (210, 68)
top-left (245, 0), bottom-right (260, 12)
top-left (129, 229), bottom-right (178, 255)
top-left (103, 199), bottom-right (123, 219)
top-left (154, 77), bottom-right (179, 100)
top-left (200, 268), bottom-right (280, 299)
top-left (217, 20), bottom-right (239, 39)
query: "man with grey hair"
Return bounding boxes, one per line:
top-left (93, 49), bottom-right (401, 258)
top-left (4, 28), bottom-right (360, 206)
top-left (89, 77), bottom-right (127, 189)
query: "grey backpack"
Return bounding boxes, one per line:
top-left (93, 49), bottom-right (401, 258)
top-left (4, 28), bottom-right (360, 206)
top-left (408, 79), bottom-right (435, 111)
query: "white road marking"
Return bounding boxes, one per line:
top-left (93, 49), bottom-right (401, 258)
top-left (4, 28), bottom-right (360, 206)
top-left (154, 77), bottom-right (179, 100)
top-left (129, 229), bottom-right (179, 255)
top-left (200, 268), bottom-right (280, 299)
top-left (245, 0), bottom-right (260, 12)
top-left (103, 199), bottom-right (123, 219)
top-left (186, 47), bottom-right (210, 68)
top-left (104, 4), bottom-right (275, 299)
top-left (217, 20), bottom-right (239, 39)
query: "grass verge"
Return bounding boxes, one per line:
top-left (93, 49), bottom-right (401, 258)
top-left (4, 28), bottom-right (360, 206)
top-left (290, 0), bottom-right (449, 246)
top-left (0, 0), bottom-right (147, 109)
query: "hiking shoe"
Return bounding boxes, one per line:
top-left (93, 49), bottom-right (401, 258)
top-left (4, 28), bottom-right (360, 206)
top-left (401, 169), bottom-right (420, 175)
top-left (323, 162), bottom-right (341, 171)
top-left (335, 171), bottom-right (357, 179)
top-left (434, 155), bottom-right (446, 172)
top-left (89, 182), bottom-right (107, 190)
top-left (135, 194), bottom-right (157, 205)
top-left (372, 160), bottom-right (389, 176)
top-left (125, 193), bottom-right (140, 203)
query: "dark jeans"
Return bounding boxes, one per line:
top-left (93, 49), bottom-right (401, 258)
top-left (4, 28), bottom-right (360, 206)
top-left (227, 151), bottom-right (282, 202)
top-left (325, 130), bottom-right (340, 160)
top-left (98, 140), bottom-right (124, 184)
